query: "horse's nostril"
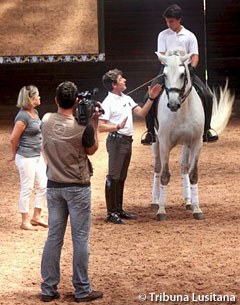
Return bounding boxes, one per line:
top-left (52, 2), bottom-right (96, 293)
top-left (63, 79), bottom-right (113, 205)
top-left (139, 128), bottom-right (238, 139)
top-left (177, 104), bottom-right (181, 109)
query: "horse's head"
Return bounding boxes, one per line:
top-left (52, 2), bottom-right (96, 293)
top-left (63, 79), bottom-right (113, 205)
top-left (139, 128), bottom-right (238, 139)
top-left (155, 50), bottom-right (192, 112)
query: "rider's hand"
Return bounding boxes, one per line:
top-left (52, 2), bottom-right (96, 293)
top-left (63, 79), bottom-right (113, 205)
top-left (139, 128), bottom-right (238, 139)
top-left (188, 65), bottom-right (195, 75)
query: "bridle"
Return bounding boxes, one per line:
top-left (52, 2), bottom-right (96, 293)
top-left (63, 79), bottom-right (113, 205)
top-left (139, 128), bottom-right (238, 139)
top-left (164, 64), bottom-right (192, 104)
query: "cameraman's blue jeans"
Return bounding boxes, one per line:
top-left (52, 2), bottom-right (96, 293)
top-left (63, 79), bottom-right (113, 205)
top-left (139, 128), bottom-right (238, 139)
top-left (41, 186), bottom-right (92, 298)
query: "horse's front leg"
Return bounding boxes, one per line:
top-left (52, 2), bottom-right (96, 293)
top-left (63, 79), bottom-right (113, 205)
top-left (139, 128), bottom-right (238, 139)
top-left (181, 145), bottom-right (192, 210)
top-left (151, 140), bottom-right (161, 206)
top-left (189, 143), bottom-right (204, 220)
top-left (156, 148), bottom-right (170, 221)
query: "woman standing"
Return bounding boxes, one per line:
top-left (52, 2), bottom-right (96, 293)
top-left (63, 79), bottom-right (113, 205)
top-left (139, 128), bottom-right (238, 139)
top-left (10, 85), bottom-right (48, 230)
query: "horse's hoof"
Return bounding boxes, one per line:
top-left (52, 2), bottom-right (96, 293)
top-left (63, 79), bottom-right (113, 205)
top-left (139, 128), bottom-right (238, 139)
top-left (193, 212), bottom-right (205, 220)
top-left (186, 204), bottom-right (193, 210)
top-left (150, 203), bottom-right (159, 209)
top-left (156, 213), bottom-right (167, 221)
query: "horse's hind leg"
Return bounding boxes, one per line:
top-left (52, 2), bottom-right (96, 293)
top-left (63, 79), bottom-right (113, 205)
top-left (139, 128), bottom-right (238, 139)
top-left (181, 145), bottom-right (192, 210)
top-left (151, 141), bottom-right (161, 207)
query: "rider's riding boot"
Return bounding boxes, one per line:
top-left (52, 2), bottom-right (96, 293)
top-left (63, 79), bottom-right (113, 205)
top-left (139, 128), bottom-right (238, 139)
top-left (105, 176), bottom-right (125, 224)
top-left (141, 68), bottom-right (164, 145)
top-left (193, 75), bottom-right (219, 143)
top-left (202, 95), bottom-right (219, 143)
top-left (116, 180), bottom-right (137, 220)
top-left (141, 102), bottom-right (156, 145)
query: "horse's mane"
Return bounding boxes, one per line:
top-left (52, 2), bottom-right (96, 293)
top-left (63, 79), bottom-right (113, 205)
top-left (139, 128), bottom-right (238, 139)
top-left (165, 49), bottom-right (187, 57)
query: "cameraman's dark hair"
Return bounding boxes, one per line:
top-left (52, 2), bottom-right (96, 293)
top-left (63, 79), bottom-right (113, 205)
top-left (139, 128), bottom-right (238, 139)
top-left (56, 81), bottom-right (78, 109)
top-left (163, 4), bottom-right (183, 20)
top-left (102, 68), bottom-right (123, 92)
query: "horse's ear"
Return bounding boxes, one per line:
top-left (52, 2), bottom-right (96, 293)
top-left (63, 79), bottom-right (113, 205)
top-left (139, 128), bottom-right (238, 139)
top-left (155, 52), bottom-right (167, 64)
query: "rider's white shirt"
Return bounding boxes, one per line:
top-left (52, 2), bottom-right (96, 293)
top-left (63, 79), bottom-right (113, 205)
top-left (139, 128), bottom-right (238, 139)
top-left (157, 26), bottom-right (199, 55)
top-left (100, 92), bottom-right (137, 136)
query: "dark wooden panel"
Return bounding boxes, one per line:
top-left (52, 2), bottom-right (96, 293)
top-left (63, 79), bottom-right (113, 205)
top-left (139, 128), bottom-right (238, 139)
top-left (104, 0), bottom-right (205, 62)
top-left (0, 60), bottom-right (160, 121)
top-left (206, 0), bottom-right (240, 94)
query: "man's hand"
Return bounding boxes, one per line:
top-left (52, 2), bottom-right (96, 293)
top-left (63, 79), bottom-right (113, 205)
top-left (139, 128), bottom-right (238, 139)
top-left (117, 117), bottom-right (128, 130)
top-left (94, 101), bottom-right (105, 116)
top-left (91, 102), bottom-right (103, 129)
top-left (148, 83), bottom-right (162, 100)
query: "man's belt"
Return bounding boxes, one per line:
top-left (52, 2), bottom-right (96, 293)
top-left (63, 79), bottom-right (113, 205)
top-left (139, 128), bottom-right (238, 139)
top-left (109, 132), bottom-right (133, 141)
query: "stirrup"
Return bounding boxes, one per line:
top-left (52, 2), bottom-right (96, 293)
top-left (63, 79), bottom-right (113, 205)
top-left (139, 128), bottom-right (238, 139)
top-left (203, 129), bottom-right (218, 143)
top-left (141, 131), bottom-right (156, 145)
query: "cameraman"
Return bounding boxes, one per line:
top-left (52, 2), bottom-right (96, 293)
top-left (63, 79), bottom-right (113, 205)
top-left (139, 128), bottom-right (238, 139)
top-left (40, 81), bottom-right (103, 303)
top-left (99, 69), bottom-right (162, 224)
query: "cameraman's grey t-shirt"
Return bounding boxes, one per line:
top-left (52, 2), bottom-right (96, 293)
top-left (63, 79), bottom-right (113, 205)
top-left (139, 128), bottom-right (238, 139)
top-left (15, 109), bottom-right (42, 157)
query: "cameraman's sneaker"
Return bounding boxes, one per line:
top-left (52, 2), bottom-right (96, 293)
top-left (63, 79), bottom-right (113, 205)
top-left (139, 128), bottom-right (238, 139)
top-left (74, 290), bottom-right (103, 303)
top-left (41, 292), bottom-right (60, 302)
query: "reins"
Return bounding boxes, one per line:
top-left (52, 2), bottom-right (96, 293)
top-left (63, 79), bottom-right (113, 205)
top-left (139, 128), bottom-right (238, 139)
top-left (180, 85), bottom-right (192, 102)
top-left (126, 73), bottom-right (164, 96)
top-left (125, 64), bottom-right (192, 103)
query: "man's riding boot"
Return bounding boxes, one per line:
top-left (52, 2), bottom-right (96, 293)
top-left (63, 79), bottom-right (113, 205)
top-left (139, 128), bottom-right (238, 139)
top-left (116, 180), bottom-right (137, 220)
top-left (105, 176), bottom-right (125, 224)
top-left (193, 75), bottom-right (219, 143)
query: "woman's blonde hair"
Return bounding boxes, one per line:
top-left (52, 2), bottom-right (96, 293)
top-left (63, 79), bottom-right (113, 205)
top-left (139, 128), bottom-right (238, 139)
top-left (16, 85), bottom-right (39, 109)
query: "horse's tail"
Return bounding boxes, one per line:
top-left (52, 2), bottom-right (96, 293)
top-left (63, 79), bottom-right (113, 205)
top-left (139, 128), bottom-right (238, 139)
top-left (210, 79), bottom-right (235, 135)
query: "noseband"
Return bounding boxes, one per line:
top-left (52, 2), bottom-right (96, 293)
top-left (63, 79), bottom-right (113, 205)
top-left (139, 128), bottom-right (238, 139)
top-left (164, 65), bottom-right (192, 104)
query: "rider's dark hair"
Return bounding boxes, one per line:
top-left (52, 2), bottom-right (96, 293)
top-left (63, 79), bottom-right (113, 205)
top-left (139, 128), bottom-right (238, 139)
top-left (163, 4), bottom-right (183, 20)
top-left (56, 81), bottom-right (78, 109)
top-left (102, 68), bottom-right (123, 92)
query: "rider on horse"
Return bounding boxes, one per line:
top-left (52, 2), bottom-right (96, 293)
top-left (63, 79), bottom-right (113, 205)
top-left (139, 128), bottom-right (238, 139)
top-left (141, 4), bottom-right (218, 145)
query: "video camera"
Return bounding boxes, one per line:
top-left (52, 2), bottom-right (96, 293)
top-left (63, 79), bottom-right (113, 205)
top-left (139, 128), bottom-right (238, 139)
top-left (76, 88), bottom-right (104, 125)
